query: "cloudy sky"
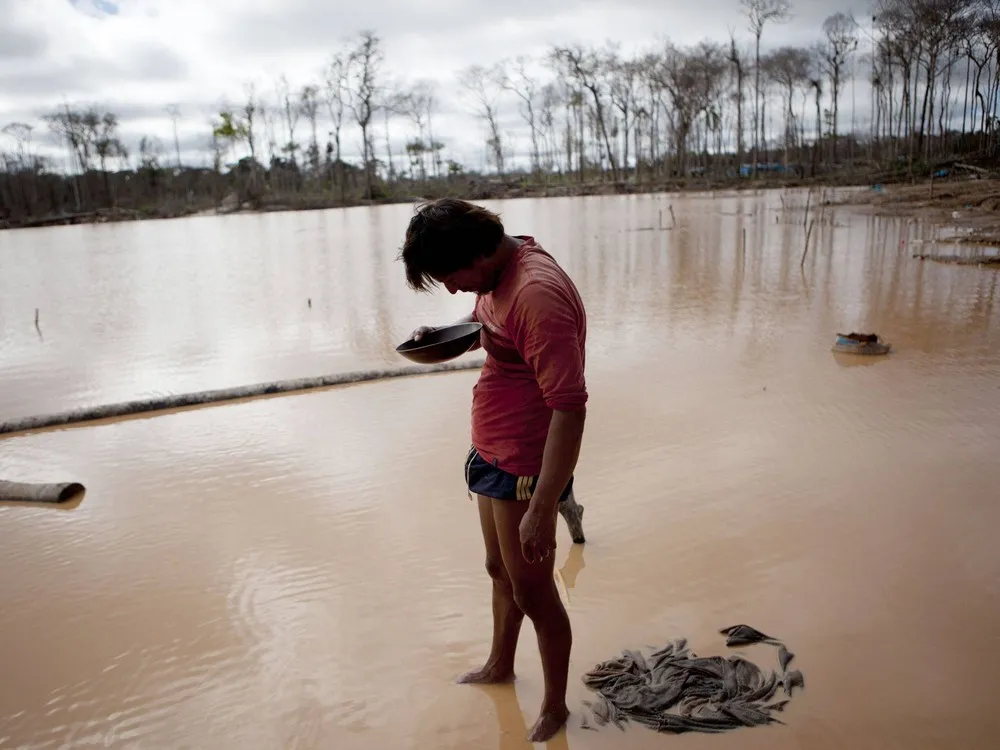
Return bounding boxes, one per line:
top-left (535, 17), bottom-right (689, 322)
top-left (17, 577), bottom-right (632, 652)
top-left (1, 0), bottom-right (875, 172)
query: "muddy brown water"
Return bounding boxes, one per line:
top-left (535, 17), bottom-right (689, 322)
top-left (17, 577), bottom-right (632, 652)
top-left (2, 190), bottom-right (999, 749)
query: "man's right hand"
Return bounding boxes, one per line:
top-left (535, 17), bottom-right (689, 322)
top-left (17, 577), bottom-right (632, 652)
top-left (410, 325), bottom-right (437, 342)
top-left (409, 310), bottom-right (475, 342)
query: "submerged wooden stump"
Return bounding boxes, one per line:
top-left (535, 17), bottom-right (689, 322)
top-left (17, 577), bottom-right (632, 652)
top-left (0, 480), bottom-right (85, 504)
top-left (558, 490), bottom-right (586, 544)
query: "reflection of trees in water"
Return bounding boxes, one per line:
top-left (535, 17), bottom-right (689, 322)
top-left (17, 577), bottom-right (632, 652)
top-left (854, 217), bottom-right (1000, 350)
top-left (563, 188), bottom-right (998, 371)
top-left (41, 191), bottom-right (994, 412)
top-left (337, 208), bottom-right (383, 357)
top-left (727, 208), bottom-right (746, 337)
top-left (971, 271), bottom-right (998, 323)
top-left (311, 208), bottom-right (334, 325)
top-left (289, 208), bottom-right (358, 362)
top-left (368, 207), bottom-right (395, 356)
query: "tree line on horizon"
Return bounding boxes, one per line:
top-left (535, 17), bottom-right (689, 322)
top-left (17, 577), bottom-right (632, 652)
top-left (1, 0), bottom-right (998, 228)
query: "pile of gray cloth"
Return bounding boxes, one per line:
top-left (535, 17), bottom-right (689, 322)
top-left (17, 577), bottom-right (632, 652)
top-left (581, 624), bottom-right (804, 734)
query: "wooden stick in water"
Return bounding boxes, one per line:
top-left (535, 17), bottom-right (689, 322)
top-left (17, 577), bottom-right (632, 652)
top-left (0, 359), bottom-right (488, 435)
top-left (800, 219), bottom-right (815, 268)
top-left (0, 480), bottom-right (84, 504)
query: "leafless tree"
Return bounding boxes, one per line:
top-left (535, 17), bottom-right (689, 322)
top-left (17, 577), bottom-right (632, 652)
top-left (401, 80), bottom-right (433, 181)
top-left (607, 50), bottom-right (641, 178)
top-left (765, 46), bottom-right (812, 167)
top-left (379, 82), bottom-right (409, 183)
top-left (43, 105), bottom-right (89, 174)
top-left (93, 112), bottom-right (127, 204)
top-left (276, 75), bottom-right (301, 165)
top-left (458, 63), bottom-right (507, 176)
top-left (538, 82), bottom-right (561, 173)
top-left (138, 135), bottom-right (163, 170)
top-left (501, 56), bottom-right (543, 174)
top-left (241, 83), bottom-right (260, 171)
top-left (165, 104), bottom-right (182, 167)
top-left (727, 29), bottom-right (749, 168)
top-left (551, 44), bottom-right (620, 182)
top-left (655, 41), bottom-right (728, 176)
top-left (260, 98), bottom-right (278, 165)
top-left (346, 30), bottom-right (382, 199)
top-left (300, 84), bottom-right (321, 173)
top-left (807, 54), bottom-right (824, 176)
top-left (962, 2), bottom-right (999, 139)
top-left (741, 0), bottom-right (792, 175)
top-left (407, 80), bottom-right (443, 179)
top-left (913, 0), bottom-right (976, 155)
top-left (819, 12), bottom-right (859, 162)
top-left (2, 122), bottom-right (34, 166)
top-left (324, 52), bottom-right (349, 198)
top-left (636, 52), bottom-right (666, 179)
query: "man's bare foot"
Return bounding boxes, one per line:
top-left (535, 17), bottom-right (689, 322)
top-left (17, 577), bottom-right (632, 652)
top-left (456, 664), bottom-right (515, 684)
top-left (527, 705), bottom-right (569, 742)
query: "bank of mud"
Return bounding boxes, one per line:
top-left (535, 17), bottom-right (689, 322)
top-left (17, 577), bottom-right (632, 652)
top-left (0, 170), bottom-right (914, 231)
top-left (834, 175), bottom-right (1000, 257)
top-left (7, 164), bottom-right (996, 235)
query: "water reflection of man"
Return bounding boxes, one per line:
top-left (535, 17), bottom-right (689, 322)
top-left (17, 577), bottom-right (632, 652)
top-left (475, 682), bottom-right (571, 750)
top-left (400, 198), bottom-right (588, 743)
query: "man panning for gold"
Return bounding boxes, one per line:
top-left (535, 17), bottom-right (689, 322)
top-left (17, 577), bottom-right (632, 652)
top-left (399, 197), bottom-right (588, 743)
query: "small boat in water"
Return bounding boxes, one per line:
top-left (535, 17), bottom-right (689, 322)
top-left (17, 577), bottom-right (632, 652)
top-left (832, 332), bottom-right (891, 356)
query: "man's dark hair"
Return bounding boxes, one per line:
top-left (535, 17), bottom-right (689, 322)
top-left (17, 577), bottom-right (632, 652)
top-left (398, 198), bottom-right (504, 291)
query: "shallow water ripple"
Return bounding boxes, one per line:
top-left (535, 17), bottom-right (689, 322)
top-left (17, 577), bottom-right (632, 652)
top-left (2, 192), bottom-right (1000, 749)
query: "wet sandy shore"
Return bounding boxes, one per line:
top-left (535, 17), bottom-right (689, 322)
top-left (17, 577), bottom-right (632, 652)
top-left (835, 177), bottom-right (1000, 250)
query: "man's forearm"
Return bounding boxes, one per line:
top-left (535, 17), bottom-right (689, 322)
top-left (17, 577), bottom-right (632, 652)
top-left (529, 408), bottom-right (586, 516)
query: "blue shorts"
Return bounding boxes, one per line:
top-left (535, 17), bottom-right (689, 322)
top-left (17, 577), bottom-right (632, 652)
top-left (463, 446), bottom-right (574, 502)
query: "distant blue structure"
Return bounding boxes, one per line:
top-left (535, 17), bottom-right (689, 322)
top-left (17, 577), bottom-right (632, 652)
top-left (738, 162), bottom-right (799, 177)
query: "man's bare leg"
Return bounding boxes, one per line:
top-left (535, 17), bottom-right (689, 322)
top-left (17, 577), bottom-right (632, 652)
top-left (492, 498), bottom-right (571, 743)
top-left (457, 494), bottom-right (525, 684)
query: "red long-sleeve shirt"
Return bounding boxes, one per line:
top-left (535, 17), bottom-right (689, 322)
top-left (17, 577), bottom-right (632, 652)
top-left (471, 236), bottom-right (588, 476)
